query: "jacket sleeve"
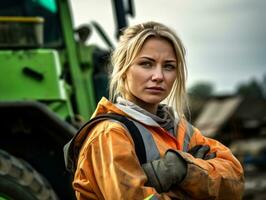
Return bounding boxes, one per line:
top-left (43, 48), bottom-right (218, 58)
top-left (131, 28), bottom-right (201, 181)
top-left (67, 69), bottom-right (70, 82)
top-left (72, 121), bottom-right (169, 200)
top-left (175, 126), bottom-right (245, 200)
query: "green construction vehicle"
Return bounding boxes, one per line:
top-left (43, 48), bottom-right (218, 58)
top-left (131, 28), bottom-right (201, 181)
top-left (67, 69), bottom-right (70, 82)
top-left (0, 0), bottom-right (134, 199)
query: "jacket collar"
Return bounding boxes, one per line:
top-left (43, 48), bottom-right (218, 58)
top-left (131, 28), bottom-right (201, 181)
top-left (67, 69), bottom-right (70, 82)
top-left (92, 97), bottom-right (160, 127)
top-left (116, 103), bottom-right (160, 127)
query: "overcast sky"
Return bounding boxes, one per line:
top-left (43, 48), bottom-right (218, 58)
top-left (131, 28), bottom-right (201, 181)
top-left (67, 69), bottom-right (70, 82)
top-left (70, 0), bottom-right (266, 95)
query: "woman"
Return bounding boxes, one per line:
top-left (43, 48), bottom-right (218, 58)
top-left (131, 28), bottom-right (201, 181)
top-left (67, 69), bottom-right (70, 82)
top-left (71, 21), bottom-right (244, 199)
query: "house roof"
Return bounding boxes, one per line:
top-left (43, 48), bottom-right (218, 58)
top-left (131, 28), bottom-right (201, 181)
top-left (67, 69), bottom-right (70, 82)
top-left (194, 96), bottom-right (242, 137)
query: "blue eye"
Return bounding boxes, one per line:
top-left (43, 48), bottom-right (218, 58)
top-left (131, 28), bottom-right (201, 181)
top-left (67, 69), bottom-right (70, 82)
top-left (140, 61), bottom-right (152, 68)
top-left (164, 64), bottom-right (176, 71)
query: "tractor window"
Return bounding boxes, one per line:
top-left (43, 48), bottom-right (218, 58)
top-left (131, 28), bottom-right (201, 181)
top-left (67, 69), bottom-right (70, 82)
top-left (0, 0), bottom-right (63, 48)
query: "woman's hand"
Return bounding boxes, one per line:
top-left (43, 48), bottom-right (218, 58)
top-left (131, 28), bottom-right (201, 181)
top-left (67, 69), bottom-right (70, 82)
top-left (188, 145), bottom-right (216, 160)
top-left (141, 150), bottom-right (187, 193)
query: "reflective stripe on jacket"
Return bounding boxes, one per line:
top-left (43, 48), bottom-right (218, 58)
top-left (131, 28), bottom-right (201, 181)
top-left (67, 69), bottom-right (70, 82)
top-left (73, 97), bottom-right (244, 200)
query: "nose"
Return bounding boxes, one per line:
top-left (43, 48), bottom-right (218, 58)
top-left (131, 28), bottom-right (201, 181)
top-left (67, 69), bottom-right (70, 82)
top-left (151, 66), bottom-right (164, 82)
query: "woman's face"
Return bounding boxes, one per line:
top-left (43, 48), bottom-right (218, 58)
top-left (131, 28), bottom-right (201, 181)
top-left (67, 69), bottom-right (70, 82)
top-left (125, 37), bottom-right (177, 114)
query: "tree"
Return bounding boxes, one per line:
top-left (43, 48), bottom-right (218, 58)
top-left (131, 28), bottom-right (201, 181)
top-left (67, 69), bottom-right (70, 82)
top-left (188, 81), bottom-right (214, 99)
top-left (236, 78), bottom-right (264, 98)
top-left (187, 81), bottom-right (215, 121)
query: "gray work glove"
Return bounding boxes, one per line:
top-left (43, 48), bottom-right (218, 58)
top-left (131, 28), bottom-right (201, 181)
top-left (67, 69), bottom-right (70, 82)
top-left (188, 145), bottom-right (216, 160)
top-left (142, 149), bottom-right (187, 193)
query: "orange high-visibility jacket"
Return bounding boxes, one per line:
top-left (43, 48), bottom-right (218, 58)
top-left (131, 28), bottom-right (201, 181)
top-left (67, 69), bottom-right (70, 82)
top-left (73, 97), bottom-right (244, 200)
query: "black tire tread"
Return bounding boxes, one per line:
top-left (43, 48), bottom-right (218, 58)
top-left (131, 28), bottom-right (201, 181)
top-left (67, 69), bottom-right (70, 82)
top-left (0, 149), bottom-right (58, 200)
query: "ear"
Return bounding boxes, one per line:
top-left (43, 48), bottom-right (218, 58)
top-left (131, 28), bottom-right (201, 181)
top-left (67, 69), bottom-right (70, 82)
top-left (122, 73), bottom-right (127, 80)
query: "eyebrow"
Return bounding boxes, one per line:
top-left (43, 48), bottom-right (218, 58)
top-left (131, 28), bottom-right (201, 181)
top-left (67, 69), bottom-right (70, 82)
top-left (139, 56), bottom-right (177, 63)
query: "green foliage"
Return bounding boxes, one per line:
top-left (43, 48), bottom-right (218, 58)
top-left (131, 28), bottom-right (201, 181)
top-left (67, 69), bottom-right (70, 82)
top-left (188, 81), bottom-right (214, 99)
top-left (236, 78), bottom-right (264, 98)
top-left (187, 81), bottom-right (215, 121)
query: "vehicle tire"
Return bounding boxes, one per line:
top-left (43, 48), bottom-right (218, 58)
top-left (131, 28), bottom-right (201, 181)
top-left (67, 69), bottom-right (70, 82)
top-left (0, 149), bottom-right (58, 200)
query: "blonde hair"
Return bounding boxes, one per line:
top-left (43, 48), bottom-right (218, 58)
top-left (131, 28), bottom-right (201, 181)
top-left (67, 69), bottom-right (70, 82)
top-left (109, 21), bottom-right (188, 118)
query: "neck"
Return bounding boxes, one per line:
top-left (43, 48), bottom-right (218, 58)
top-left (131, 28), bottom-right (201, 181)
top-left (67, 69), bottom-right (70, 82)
top-left (143, 104), bottom-right (158, 115)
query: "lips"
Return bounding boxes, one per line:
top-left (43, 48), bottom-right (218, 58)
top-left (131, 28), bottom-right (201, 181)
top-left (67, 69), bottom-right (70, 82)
top-left (146, 86), bottom-right (165, 93)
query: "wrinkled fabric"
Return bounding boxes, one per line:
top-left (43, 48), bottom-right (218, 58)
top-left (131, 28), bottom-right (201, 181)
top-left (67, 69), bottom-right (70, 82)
top-left (116, 97), bottom-right (177, 135)
top-left (73, 97), bottom-right (244, 200)
top-left (142, 150), bottom-right (187, 193)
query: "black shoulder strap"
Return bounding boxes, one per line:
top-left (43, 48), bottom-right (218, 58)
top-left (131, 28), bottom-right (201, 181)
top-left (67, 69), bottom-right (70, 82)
top-left (63, 113), bottom-right (147, 173)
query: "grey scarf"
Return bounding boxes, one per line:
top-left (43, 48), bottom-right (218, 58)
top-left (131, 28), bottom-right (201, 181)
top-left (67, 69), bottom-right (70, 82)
top-left (116, 97), bottom-right (178, 136)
